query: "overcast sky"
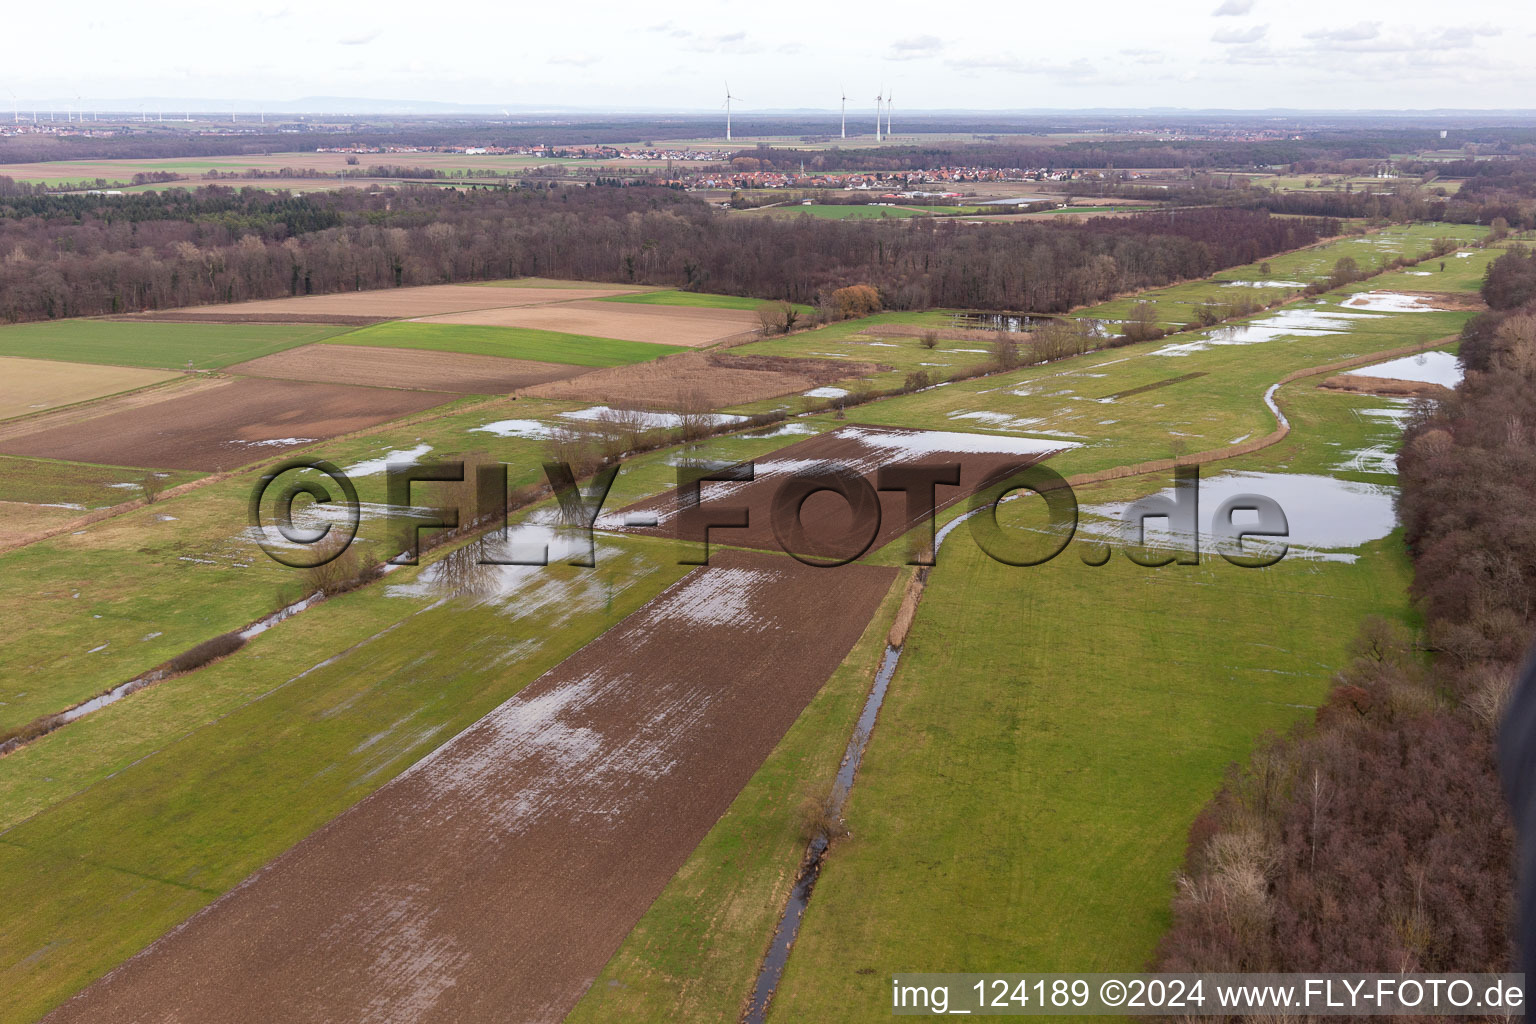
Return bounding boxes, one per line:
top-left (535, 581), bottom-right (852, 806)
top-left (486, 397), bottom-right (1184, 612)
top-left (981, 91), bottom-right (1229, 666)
top-left (7, 0), bottom-right (1532, 112)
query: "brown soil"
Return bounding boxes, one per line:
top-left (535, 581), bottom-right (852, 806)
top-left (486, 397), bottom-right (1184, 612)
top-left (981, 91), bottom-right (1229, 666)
top-left (417, 300), bottom-right (761, 348)
top-left (1318, 373), bottom-right (1452, 398)
top-left (41, 550), bottom-right (897, 1024)
top-left (611, 423), bottom-right (1073, 562)
top-left (0, 377), bottom-right (453, 471)
top-left (171, 283), bottom-right (646, 320)
top-left (226, 343), bottom-right (589, 394)
top-left (518, 350), bottom-right (881, 408)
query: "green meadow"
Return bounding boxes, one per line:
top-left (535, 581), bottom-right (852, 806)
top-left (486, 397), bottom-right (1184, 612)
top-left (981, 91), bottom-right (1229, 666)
top-left (0, 456), bottom-right (200, 509)
top-left (0, 320), bottom-right (352, 369)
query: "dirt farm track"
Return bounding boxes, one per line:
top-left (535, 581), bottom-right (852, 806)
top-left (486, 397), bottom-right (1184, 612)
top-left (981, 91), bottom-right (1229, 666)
top-left (41, 551), bottom-right (897, 1024)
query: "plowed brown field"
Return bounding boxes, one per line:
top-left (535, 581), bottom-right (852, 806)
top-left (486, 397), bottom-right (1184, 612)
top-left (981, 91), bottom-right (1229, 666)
top-left (417, 300), bottom-right (760, 347)
top-left (41, 551), bottom-right (898, 1024)
top-left (227, 343), bottom-right (589, 393)
top-left (0, 377), bottom-right (453, 471)
top-left (607, 423), bottom-right (1080, 562)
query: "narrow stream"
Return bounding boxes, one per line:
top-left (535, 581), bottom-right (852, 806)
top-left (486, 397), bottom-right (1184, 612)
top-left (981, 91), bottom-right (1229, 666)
top-left (742, 504), bottom-right (991, 1023)
top-left (4, 566), bottom-right (410, 755)
top-left (38, 590), bottom-right (327, 736)
top-left (742, 642), bottom-right (904, 1024)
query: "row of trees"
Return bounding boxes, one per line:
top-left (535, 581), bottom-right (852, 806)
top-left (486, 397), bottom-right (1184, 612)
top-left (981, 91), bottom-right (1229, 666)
top-left (1156, 257), bottom-right (1536, 975)
top-left (0, 185), bottom-right (1335, 323)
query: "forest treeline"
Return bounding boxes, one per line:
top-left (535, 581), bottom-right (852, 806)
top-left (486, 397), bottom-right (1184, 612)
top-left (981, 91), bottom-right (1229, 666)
top-left (1155, 252), bottom-right (1536, 977)
top-left (1058, 161), bottom-right (1536, 228)
top-left (0, 184), bottom-right (1334, 322)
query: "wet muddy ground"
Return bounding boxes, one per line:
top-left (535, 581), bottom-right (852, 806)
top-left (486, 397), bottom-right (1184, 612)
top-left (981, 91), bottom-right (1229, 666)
top-left (41, 550), bottom-right (897, 1024)
top-left (607, 424), bottom-right (1077, 562)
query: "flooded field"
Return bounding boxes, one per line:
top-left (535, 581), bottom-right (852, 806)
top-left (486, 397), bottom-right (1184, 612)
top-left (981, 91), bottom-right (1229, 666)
top-left (1338, 291), bottom-right (1453, 313)
top-left (1342, 350), bottom-right (1462, 388)
top-left (1083, 470), bottom-right (1399, 562)
top-left (1155, 307), bottom-right (1384, 356)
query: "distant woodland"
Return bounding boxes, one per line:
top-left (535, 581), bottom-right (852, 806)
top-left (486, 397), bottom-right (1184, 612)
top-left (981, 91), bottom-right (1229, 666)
top-left (0, 185), bottom-right (1335, 322)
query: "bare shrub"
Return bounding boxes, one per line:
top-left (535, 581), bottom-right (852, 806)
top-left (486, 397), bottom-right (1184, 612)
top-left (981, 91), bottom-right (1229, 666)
top-left (756, 300), bottom-right (800, 335)
top-left (543, 423), bottom-right (602, 478)
top-left (139, 472), bottom-right (165, 504)
top-left (919, 329), bottom-right (939, 349)
top-left (303, 533), bottom-right (376, 597)
top-left (990, 334), bottom-right (1021, 371)
top-left (164, 630), bottom-right (247, 674)
top-left (593, 406), bottom-right (649, 459)
top-left (1464, 663), bottom-right (1515, 727)
top-left (797, 786), bottom-right (848, 844)
top-left (1122, 301), bottom-right (1164, 343)
top-left (672, 388), bottom-right (715, 442)
top-left (1032, 320), bottom-right (1082, 362)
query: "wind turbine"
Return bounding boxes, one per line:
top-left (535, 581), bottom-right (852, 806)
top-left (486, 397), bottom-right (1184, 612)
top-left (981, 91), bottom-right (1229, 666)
top-left (840, 86), bottom-right (846, 140)
top-left (885, 90), bottom-right (893, 138)
top-left (5, 89), bottom-right (17, 125)
top-left (874, 87), bottom-right (883, 142)
top-left (722, 81), bottom-right (737, 142)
